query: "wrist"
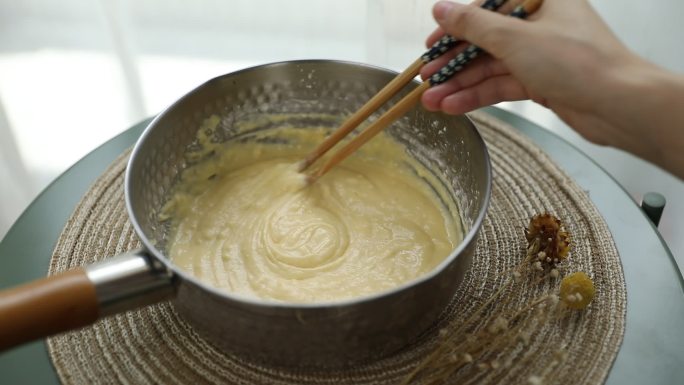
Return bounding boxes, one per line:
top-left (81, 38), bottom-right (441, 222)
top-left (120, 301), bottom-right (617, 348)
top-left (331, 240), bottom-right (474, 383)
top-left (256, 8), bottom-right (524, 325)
top-left (604, 59), bottom-right (684, 177)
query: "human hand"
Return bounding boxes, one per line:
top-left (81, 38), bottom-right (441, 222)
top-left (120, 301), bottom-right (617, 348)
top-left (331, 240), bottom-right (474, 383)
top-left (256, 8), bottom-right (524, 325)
top-left (421, 0), bottom-right (684, 178)
top-left (422, 0), bottom-right (638, 143)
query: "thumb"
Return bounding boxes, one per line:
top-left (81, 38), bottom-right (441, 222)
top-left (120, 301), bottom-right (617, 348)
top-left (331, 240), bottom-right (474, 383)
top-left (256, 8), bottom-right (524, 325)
top-left (433, 1), bottom-right (524, 57)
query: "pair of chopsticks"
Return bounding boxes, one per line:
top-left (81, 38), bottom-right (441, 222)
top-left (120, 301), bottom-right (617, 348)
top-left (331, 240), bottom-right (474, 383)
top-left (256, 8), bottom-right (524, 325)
top-left (301, 0), bottom-right (543, 182)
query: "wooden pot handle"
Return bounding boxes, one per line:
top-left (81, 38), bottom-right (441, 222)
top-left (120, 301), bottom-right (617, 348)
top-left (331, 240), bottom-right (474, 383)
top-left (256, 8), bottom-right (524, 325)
top-left (0, 268), bottom-right (99, 350)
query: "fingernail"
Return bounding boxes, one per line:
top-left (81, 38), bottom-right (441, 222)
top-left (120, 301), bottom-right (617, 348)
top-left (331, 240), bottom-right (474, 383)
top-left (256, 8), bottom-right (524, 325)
top-left (434, 1), bottom-right (454, 22)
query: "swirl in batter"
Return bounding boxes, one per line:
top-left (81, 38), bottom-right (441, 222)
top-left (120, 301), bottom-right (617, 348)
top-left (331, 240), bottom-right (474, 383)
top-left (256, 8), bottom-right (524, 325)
top-left (162, 117), bottom-right (462, 303)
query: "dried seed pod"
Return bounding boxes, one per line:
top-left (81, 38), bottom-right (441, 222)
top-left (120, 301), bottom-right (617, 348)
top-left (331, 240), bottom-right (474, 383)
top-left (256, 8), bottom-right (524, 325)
top-left (525, 213), bottom-right (571, 267)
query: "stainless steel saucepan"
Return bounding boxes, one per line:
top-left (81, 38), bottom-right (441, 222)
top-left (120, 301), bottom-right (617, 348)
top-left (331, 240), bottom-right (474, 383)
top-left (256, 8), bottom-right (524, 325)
top-left (0, 60), bottom-right (491, 368)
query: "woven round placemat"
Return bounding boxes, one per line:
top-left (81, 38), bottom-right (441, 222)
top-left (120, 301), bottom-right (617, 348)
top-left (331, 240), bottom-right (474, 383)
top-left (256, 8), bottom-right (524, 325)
top-left (47, 111), bottom-right (626, 385)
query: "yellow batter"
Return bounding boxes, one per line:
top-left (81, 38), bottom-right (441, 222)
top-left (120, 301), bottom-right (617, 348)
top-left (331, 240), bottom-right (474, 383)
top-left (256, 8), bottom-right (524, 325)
top-left (161, 115), bottom-right (462, 303)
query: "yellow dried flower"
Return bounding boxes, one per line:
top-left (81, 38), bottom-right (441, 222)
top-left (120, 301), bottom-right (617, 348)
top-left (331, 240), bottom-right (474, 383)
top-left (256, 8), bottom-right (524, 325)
top-left (525, 213), bottom-right (571, 266)
top-left (560, 272), bottom-right (595, 309)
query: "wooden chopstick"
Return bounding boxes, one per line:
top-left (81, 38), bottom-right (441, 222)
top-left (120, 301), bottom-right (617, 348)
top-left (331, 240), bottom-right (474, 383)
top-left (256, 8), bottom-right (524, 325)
top-left (298, 58), bottom-right (424, 172)
top-left (297, 0), bottom-right (510, 173)
top-left (307, 81), bottom-right (430, 182)
top-left (305, 0), bottom-right (542, 182)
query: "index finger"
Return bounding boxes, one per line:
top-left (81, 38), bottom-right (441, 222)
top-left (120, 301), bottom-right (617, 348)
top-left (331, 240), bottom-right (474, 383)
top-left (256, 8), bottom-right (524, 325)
top-left (426, 27), bottom-right (447, 48)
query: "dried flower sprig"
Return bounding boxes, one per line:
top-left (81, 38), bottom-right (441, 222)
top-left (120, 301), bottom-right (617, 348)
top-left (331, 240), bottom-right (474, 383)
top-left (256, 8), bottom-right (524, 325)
top-left (402, 214), bottom-right (595, 385)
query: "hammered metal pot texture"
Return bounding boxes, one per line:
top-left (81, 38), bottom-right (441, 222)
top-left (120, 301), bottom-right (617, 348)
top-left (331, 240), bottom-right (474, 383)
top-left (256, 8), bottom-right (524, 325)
top-left (126, 60), bottom-right (492, 368)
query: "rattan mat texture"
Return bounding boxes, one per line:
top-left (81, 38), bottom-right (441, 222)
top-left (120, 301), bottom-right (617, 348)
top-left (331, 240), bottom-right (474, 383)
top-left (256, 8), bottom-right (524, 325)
top-left (47, 111), bottom-right (626, 384)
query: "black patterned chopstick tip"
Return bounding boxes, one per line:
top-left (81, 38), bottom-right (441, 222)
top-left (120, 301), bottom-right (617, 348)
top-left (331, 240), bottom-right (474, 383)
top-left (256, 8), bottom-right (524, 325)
top-left (429, 45), bottom-right (482, 85)
top-left (422, 35), bottom-right (458, 63)
top-left (420, 0), bottom-right (508, 63)
top-left (482, 0), bottom-right (509, 11)
top-left (510, 4), bottom-right (531, 18)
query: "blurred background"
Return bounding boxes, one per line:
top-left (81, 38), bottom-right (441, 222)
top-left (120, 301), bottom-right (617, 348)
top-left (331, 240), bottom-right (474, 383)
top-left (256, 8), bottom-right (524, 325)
top-left (1, 0), bottom-right (682, 267)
